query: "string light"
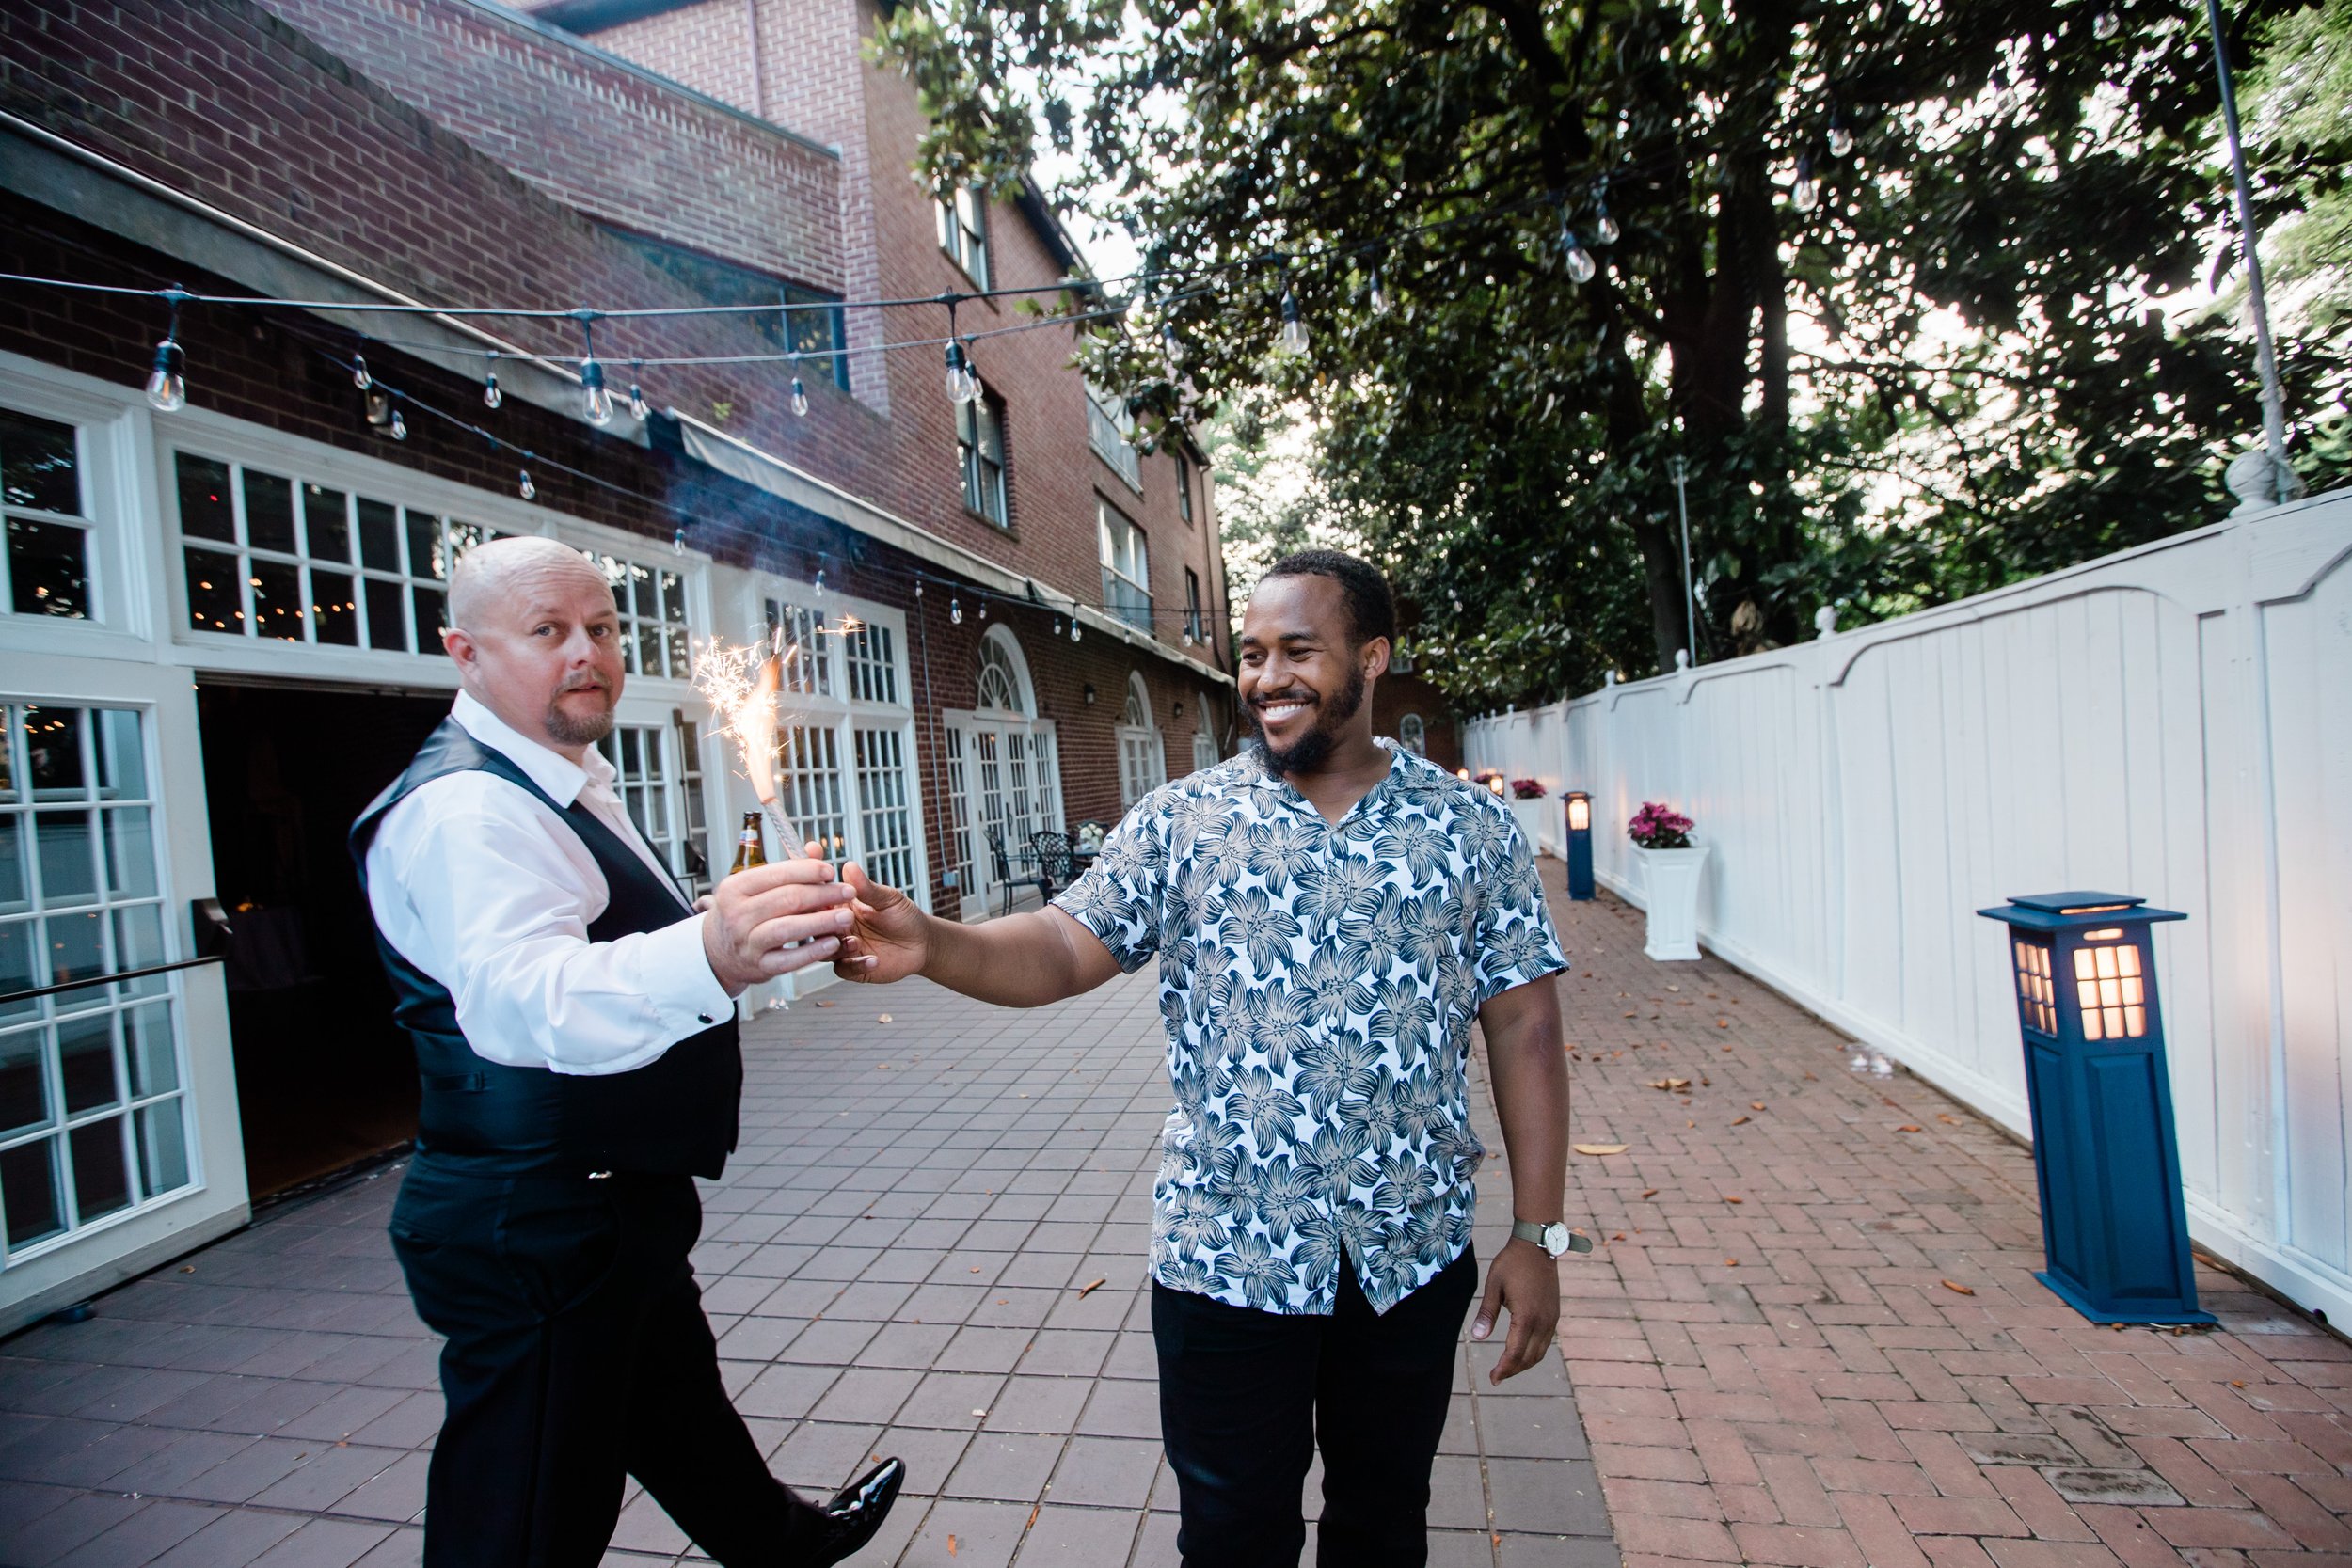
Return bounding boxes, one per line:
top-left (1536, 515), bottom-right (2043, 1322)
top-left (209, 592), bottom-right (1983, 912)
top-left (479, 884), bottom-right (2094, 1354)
top-left (580, 356), bottom-right (612, 425)
top-left (951, 596), bottom-right (963, 626)
top-left (1827, 117), bottom-right (1854, 159)
top-left (352, 355), bottom-right (372, 390)
top-left (673, 525), bottom-right (686, 555)
top-left (143, 289), bottom-right (187, 413)
top-left (389, 408), bottom-right (407, 440)
top-left (1277, 283), bottom-right (1310, 356)
top-left (1053, 615), bottom-right (1064, 637)
top-left (517, 467), bottom-right (535, 499)
top-left (628, 361), bottom-right (650, 421)
top-left (944, 340), bottom-right (982, 404)
top-left (1070, 619), bottom-right (1082, 642)
top-left (789, 374), bottom-right (809, 417)
top-left (1368, 258), bottom-right (1391, 315)
top-left (2093, 8), bottom-right (2120, 39)
top-left (1591, 184), bottom-right (1620, 245)
top-left (1557, 213), bottom-right (1597, 284)
top-left (1791, 156), bottom-right (1820, 214)
top-left (483, 356), bottom-right (503, 409)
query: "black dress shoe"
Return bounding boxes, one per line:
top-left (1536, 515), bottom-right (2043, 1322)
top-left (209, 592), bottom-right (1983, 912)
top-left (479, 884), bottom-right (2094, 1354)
top-left (810, 1457), bottom-right (904, 1565)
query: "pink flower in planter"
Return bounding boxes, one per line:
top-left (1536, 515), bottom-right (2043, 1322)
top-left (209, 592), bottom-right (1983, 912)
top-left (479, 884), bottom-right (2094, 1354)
top-left (1509, 778), bottom-right (1546, 800)
top-left (1628, 800), bottom-right (1695, 849)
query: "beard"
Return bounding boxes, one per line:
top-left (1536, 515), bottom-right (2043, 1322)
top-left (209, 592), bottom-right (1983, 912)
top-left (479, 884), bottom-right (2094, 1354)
top-left (1248, 661), bottom-right (1366, 777)
top-left (545, 681), bottom-right (616, 746)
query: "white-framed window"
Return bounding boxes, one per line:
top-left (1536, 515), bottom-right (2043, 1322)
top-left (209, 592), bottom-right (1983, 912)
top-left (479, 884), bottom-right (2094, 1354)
top-left (1192, 728), bottom-right (1219, 775)
top-left (755, 586), bottom-right (925, 901)
top-left (1087, 387), bottom-right (1142, 491)
top-left (1184, 567), bottom-right (1204, 645)
top-left (938, 187), bottom-right (991, 287)
top-left (2, 408), bottom-right (94, 623)
top-left (597, 722), bottom-right (709, 899)
top-left (1100, 500), bottom-right (1151, 632)
top-left (1, 702), bottom-right (194, 1261)
top-left (1118, 672), bottom-right (1166, 807)
top-left (1398, 712), bottom-right (1427, 755)
top-left (946, 626), bottom-right (1063, 916)
top-left (1175, 449), bottom-right (1195, 523)
top-left (959, 398), bottom-right (1009, 528)
top-left (583, 551), bottom-right (692, 679)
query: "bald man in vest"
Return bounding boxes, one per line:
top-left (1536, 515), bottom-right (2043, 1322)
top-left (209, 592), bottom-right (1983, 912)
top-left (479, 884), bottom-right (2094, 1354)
top-left (353, 536), bottom-right (901, 1566)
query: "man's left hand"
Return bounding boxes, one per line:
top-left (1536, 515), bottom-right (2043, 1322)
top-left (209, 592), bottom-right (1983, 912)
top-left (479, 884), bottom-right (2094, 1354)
top-left (1470, 1238), bottom-right (1562, 1384)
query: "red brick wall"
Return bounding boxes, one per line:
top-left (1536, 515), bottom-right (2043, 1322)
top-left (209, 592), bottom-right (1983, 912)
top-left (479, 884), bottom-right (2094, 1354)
top-left (1374, 671), bottom-right (1464, 773)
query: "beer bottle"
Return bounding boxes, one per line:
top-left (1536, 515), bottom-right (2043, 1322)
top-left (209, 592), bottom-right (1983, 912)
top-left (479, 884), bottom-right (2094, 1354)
top-left (730, 812), bottom-right (766, 874)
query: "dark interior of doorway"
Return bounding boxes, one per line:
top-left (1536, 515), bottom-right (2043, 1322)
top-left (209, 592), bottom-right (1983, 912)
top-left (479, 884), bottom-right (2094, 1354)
top-left (197, 681), bottom-right (448, 1198)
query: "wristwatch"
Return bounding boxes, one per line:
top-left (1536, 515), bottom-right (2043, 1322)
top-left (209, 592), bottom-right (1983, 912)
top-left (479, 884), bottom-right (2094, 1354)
top-left (1512, 1219), bottom-right (1593, 1256)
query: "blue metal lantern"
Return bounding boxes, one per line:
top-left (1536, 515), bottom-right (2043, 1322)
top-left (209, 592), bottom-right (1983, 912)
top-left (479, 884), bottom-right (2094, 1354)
top-left (1564, 790), bottom-right (1595, 901)
top-left (1976, 892), bottom-right (2210, 1324)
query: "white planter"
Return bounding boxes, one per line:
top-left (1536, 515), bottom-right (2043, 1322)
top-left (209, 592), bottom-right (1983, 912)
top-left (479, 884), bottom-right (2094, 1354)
top-left (1636, 844), bottom-right (1709, 961)
top-left (1508, 797), bottom-right (1551, 856)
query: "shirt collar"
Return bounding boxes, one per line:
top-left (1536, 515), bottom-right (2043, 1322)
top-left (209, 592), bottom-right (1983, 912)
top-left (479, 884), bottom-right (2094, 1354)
top-left (1243, 737), bottom-right (1410, 815)
top-left (450, 689), bottom-right (612, 808)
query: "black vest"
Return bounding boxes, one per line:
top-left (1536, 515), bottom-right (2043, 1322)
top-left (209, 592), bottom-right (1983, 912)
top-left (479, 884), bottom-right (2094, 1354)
top-left (350, 718), bottom-right (742, 1179)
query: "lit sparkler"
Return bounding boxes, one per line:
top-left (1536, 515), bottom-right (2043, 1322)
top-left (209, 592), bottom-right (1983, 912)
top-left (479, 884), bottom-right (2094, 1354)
top-left (691, 630), bottom-right (808, 860)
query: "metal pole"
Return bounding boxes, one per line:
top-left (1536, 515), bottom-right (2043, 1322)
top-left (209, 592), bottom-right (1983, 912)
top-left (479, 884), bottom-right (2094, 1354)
top-left (1668, 455), bottom-right (1696, 663)
top-left (2202, 0), bottom-right (2301, 503)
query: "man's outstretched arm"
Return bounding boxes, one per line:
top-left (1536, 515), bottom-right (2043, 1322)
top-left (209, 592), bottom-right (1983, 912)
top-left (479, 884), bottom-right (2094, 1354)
top-left (829, 861), bottom-right (1124, 1006)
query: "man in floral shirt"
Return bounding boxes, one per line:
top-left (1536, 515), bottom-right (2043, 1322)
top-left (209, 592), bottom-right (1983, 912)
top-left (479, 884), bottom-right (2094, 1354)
top-left (830, 550), bottom-right (1573, 1567)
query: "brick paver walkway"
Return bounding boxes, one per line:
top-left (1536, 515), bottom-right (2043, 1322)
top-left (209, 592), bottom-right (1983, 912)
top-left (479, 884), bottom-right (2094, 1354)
top-left (0, 914), bottom-right (1606, 1566)
top-left (1544, 873), bottom-right (2352, 1568)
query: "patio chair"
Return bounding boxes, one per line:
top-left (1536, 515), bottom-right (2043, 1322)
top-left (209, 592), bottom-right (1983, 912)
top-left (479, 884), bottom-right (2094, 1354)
top-left (1030, 829), bottom-right (1076, 900)
top-left (985, 823), bottom-right (1050, 916)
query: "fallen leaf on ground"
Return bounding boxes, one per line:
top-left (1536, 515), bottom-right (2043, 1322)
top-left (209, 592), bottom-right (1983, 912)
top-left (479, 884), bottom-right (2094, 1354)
top-left (1723, 1195), bottom-right (1744, 1204)
top-left (1687, 1119), bottom-right (1695, 1128)
top-left (1028, 1506), bottom-right (1040, 1529)
top-left (947, 1536), bottom-right (957, 1557)
top-left (1941, 1279), bottom-right (1976, 1295)
top-left (1077, 1277), bottom-right (1106, 1296)
top-left (1750, 1101), bottom-right (1766, 1111)
top-left (1897, 1124), bottom-right (1923, 1132)
top-left (1649, 1078), bottom-right (1691, 1091)
top-left (1573, 1143), bottom-right (1629, 1157)
top-left (1612, 1232), bottom-right (1626, 1241)
top-left (1623, 1011), bottom-right (1639, 1018)
top-left (878, 1014), bottom-right (893, 1022)
top-left (1640, 1188), bottom-right (1658, 1198)
top-left (1700, 1077), bottom-right (1711, 1086)
top-left (1730, 1116), bottom-right (1751, 1126)
top-left (1724, 1258), bottom-right (1739, 1267)
top-left (1937, 1113), bottom-right (1961, 1125)
top-left (1717, 1019), bottom-right (1730, 1028)
top-left (814, 1000), bottom-right (833, 1007)
top-left (2231, 1380), bottom-right (2247, 1388)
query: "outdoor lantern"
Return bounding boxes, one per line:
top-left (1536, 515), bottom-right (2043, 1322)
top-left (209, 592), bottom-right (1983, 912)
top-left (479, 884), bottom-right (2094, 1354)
top-left (1976, 892), bottom-right (2210, 1324)
top-left (1564, 790), bottom-right (1595, 900)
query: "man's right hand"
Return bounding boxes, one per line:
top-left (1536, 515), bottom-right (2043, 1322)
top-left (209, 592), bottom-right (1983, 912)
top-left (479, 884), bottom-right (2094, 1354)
top-left (701, 857), bottom-right (857, 995)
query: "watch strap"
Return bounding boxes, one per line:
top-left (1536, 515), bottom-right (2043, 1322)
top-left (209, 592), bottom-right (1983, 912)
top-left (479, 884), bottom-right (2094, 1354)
top-left (1512, 1219), bottom-right (1594, 1255)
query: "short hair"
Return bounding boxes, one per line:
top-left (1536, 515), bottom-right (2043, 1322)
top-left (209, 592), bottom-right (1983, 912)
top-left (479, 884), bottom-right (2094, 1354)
top-left (1260, 548), bottom-right (1396, 646)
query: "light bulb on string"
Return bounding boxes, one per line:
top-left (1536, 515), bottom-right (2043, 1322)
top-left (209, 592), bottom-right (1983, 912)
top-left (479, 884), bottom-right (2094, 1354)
top-left (144, 292), bottom-right (187, 414)
top-left (1070, 619), bottom-right (1082, 642)
top-left (628, 363), bottom-right (649, 421)
top-left (483, 361), bottom-right (503, 409)
top-left (1827, 117), bottom-right (1854, 159)
top-left (389, 408), bottom-right (407, 441)
top-left (1368, 261), bottom-right (1391, 316)
top-left (518, 468), bottom-right (535, 501)
top-left (977, 598), bottom-right (987, 620)
top-left (1053, 616), bottom-right (1064, 638)
top-left (352, 355), bottom-right (372, 390)
top-left (950, 596), bottom-right (963, 626)
top-left (788, 374), bottom-right (809, 417)
top-left (2092, 8), bottom-right (2120, 39)
top-left (1277, 284), bottom-right (1310, 356)
top-left (1791, 156), bottom-right (1820, 214)
top-left (814, 567), bottom-right (826, 598)
top-left (1557, 214), bottom-right (1597, 284)
top-left (580, 357), bottom-right (613, 426)
top-left (1592, 182), bottom-right (1620, 245)
top-left (944, 341), bottom-right (974, 404)
top-left (673, 526), bottom-right (686, 556)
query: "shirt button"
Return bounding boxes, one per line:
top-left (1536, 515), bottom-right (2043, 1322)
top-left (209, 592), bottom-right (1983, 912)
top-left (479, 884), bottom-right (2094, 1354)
top-left (697, 1013), bottom-right (715, 1025)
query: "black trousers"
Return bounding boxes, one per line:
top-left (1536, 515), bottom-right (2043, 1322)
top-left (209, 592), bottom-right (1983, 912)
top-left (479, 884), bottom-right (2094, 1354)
top-left (1152, 1247), bottom-right (1478, 1568)
top-left (388, 1157), bottom-right (827, 1568)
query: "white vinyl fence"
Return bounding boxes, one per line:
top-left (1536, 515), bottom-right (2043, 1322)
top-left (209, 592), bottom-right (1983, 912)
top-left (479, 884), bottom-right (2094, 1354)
top-left (1468, 485), bottom-right (2352, 1325)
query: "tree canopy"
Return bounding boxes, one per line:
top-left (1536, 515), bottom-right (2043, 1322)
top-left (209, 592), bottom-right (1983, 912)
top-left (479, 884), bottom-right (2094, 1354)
top-left (881, 0), bottom-right (2351, 705)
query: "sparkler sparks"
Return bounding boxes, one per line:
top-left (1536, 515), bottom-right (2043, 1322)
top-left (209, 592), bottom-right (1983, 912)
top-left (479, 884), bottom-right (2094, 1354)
top-left (691, 631), bottom-right (807, 860)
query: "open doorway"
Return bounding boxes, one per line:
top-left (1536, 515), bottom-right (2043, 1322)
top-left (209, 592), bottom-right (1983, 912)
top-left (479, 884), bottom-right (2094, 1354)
top-left (196, 680), bottom-right (449, 1197)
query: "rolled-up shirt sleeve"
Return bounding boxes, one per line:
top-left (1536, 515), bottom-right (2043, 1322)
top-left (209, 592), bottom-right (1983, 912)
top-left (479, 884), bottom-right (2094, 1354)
top-left (370, 777), bottom-right (732, 1076)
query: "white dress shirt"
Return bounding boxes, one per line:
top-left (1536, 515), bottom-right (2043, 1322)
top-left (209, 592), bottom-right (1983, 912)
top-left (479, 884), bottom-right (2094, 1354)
top-left (364, 691), bottom-right (733, 1077)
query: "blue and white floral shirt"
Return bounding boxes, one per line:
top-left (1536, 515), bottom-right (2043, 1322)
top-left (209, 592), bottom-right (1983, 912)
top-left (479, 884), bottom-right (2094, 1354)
top-left (1054, 741), bottom-right (1567, 1316)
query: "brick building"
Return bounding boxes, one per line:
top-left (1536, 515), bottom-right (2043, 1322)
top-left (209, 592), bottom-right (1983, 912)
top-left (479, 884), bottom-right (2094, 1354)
top-left (0, 0), bottom-right (1232, 1329)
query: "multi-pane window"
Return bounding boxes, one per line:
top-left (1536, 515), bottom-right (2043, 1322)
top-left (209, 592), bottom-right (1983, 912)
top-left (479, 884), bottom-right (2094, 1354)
top-left (776, 724), bottom-right (849, 861)
top-left (1193, 729), bottom-right (1220, 775)
top-left (2012, 940), bottom-right (2057, 1037)
top-left (598, 725), bottom-right (688, 898)
top-left (977, 639), bottom-right (1022, 713)
top-left (937, 188), bottom-right (990, 287)
top-left (1, 704), bottom-right (191, 1259)
top-left (174, 451), bottom-right (506, 652)
top-left (1175, 450), bottom-right (1195, 523)
top-left (673, 716), bottom-right (712, 896)
top-left (1100, 501), bottom-right (1151, 631)
top-left (1184, 568), bottom-right (1204, 644)
top-left (843, 621), bottom-right (898, 704)
top-left (853, 728), bottom-right (916, 892)
top-left (959, 398), bottom-right (1009, 527)
top-left (765, 598), bottom-right (833, 697)
top-left (948, 632), bottom-right (1062, 915)
top-left (1118, 675), bottom-right (1166, 807)
top-left (584, 551), bottom-right (690, 679)
top-left (1087, 388), bottom-right (1143, 491)
top-left (943, 728), bottom-right (974, 895)
top-left (2, 409), bottom-right (91, 621)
